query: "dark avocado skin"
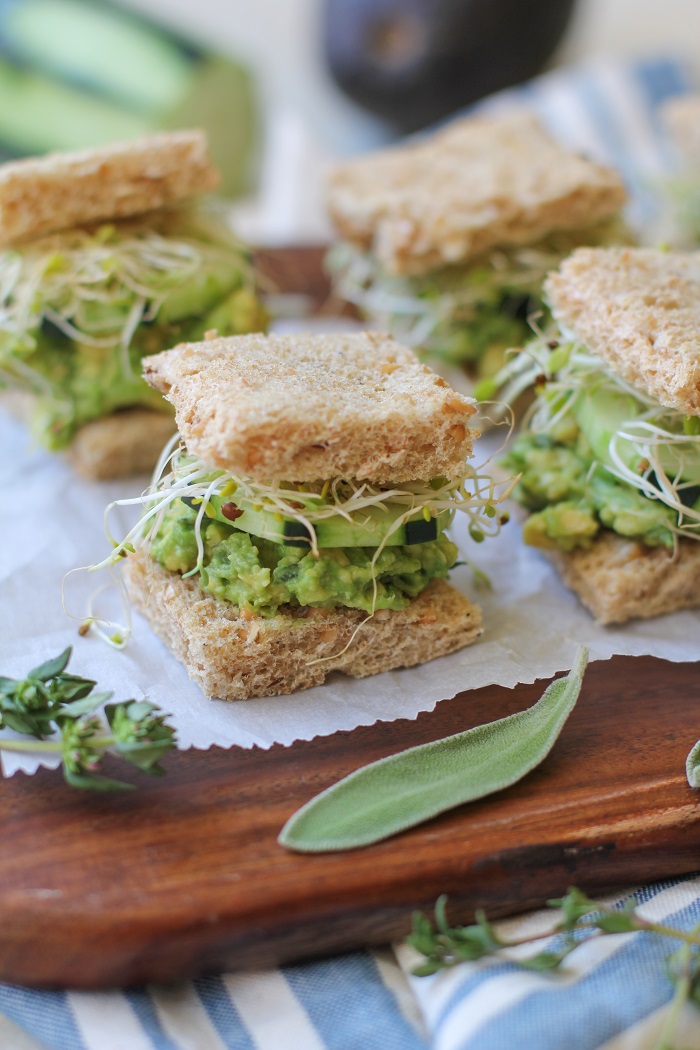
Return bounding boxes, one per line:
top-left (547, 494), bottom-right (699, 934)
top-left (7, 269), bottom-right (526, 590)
top-left (323, 0), bottom-right (576, 132)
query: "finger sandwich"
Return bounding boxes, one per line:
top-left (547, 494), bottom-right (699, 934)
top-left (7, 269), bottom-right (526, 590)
top-left (0, 130), bottom-right (267, 478)
top-left (502, 246), bottom-right (700, 624)
top-left (326, 111), bottom-right (628, 379)
top-left (122, 331), bottom-right (499, 700)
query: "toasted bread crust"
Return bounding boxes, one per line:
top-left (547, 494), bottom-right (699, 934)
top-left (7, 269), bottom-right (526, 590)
top-left (142, 331), bottom-right (476, 483)
top-left (550, 530), bottom-right (700, 624)
top-left (327, 111), bottom-right (626, 276)
top-left (124, 551), bottom-right (482, 700)
top-left (545, 247), bottom-right (700, 416)
top-left (0, 130), bottom-right (219, 245)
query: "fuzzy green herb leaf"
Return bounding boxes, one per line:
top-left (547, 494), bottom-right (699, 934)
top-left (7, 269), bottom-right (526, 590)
top-left (686, 740), bottom-right (700, 789)
top-left (0, 649), bottom-right (177, 790)
top-left (279, 646), bottom-right (589, 852)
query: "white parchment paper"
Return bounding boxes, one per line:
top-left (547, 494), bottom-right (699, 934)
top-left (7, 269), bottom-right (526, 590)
top-left (1, 399), bottom-right (699, 778)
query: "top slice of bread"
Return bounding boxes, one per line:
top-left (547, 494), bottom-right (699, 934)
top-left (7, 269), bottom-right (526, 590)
top-left (142, 331), bottom-right (476, 483)
top-left (545, 246), bottom-right (700, 417)
top-left (663, 94), bottom-right (700, 168)
top-left (326, 111), bottom-right (627, 276)
top-left (0, 130), bottom-right (219, 246)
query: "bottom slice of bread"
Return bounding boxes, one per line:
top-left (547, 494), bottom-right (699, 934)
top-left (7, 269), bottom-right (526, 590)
top-left (2, 392), bottom-right (176, 480)
top-left (550, 530), bottom-right (700, 624)
top-left (124, 551), bottom-right (483, 700)
top-left (66, 408), bottom-right (177, 480)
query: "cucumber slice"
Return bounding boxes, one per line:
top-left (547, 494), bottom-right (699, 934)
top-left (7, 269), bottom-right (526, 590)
top-left (182, 495), bottom-right (451, 548)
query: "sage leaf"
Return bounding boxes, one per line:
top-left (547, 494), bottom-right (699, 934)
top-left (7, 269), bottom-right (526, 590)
top-left (279, 645), bottom-right (589, 853)
top-left (686, 740), bottom-right (700, 788)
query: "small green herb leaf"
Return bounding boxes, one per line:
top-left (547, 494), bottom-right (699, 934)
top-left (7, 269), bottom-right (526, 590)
top-left (59, 691), bottom-right (113, 719)
top-left (279, 646), bottom-right (589, 852)
top-left (518, 946), bottom-right (576, 971)
top-left (28, 648), bottom-right (72, 682)
top-left (63, 767), bottom-right (134, 792)
top-left (548, 887), bottom-right (600, 930)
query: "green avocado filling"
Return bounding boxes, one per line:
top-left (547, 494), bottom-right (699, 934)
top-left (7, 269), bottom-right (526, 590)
top-left (501, 337), bottom-right (700, 552)
top-left (328, 216), bottom-right (630, 376)
top-left (0, 208), bottom-right (267, 449)
top-left (150, 499), bottom-right (459, 616)
top-left (503, 431), bottom-right (686, 551)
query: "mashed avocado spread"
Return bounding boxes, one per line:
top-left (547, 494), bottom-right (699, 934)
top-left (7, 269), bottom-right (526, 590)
top-left (150, 499), bottom-right (459, 616)
top-left (0, 213), bottom-right (267, 449)
top-left (504, 429), bottom-right (687, 552)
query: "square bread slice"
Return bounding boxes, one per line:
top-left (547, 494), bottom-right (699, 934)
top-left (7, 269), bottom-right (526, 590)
top-left (65, 408), bottom-right (177, 480)
top-left (124, 551), bottom-right (482, 701)
top-left (0, 130), bottom-right (219, 246)
top-left (142, 331), bottom-right (476, 483)
top-left (0, 394), bottom-right (176, 479)
top-left (545, 246), bottom-right (700, 417)
top-left (550, 531), bottom-right (700, 624)
top-left (327, 111), bottom-right (626, 276)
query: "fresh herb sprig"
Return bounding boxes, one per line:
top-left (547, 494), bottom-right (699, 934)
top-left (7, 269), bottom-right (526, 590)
top-left (0, 648), bottom-right (176, 790)
top-left (409, 888), bottom-right (700, 1050)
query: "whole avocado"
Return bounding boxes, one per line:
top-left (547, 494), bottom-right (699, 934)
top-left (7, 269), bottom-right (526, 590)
top-left (323, 0), bottom-right (576, 132)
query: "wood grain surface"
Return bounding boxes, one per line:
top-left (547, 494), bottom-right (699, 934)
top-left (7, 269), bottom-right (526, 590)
top-left (2, 248), bottom-right (700, 990)
top-left (1, 656), bottom-right (700, 989)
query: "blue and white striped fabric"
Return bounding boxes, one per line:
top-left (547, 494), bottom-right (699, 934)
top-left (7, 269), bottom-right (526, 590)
top-left (396, 876), bottom-right (700, 1050)
top-left (0, 950), bottom-right (428, 1049)
top-left (4, 55), bottom-right (700, 1050)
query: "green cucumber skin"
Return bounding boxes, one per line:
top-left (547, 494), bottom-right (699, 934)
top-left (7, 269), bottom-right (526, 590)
top-left (181, 496), bottom-right (448, 548)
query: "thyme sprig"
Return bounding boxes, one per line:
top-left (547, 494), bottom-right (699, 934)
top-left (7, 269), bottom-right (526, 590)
top-left (0, 647), bottom-right (176, 790)
top-left (409, 888), bottom-right (700, 1050)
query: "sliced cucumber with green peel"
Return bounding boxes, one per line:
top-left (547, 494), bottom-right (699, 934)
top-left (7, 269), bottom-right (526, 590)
top-left (0, 0), bottom-right (256, 196)
top-left (182, 495), bottom-right (452, 548)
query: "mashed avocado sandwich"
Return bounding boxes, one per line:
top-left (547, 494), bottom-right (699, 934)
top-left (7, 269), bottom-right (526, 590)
top-left (115, 330), bottom-right (508, 701)
top-left (326, 111), bottom-right (628, 379)
top-left (0, 130), bottom-right (267, 478)
top-left (501, 245), bottom-right (700, 624)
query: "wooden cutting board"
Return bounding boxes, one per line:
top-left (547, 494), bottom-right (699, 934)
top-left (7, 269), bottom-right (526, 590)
top-left (2, 249), bottom-right (700, 990)
top-left (2, 656), bottom-right (700, 990)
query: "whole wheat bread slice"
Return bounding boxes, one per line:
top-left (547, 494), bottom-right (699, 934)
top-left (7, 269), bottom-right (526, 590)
top-left (1, 393), bottom-right (176, 479)
top-left (550, 530), bottom-right (700, 624)
top-left (66, 408), bottom-right (176, 480)
top-left (0, 130), bottom-right (219, 246)
top-left (142, 331), bottom-right (476, 483)
top-left (545, 246), bottom-right (700, 417)
top-left (327, 111), bottom-right (626, 276)
top-left (124, 551), bottom-right (481, 700)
